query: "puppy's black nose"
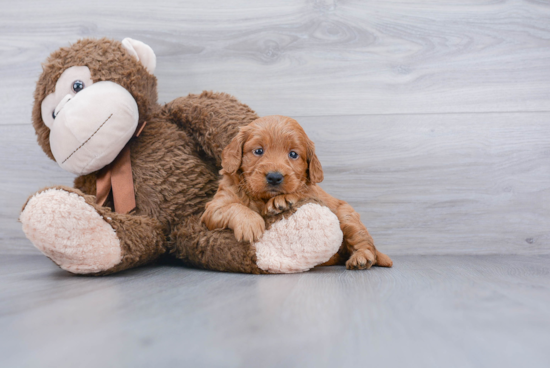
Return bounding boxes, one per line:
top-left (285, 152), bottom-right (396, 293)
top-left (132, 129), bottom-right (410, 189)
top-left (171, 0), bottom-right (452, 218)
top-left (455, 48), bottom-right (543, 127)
top-left (266, 172), bottom-right (284, 185)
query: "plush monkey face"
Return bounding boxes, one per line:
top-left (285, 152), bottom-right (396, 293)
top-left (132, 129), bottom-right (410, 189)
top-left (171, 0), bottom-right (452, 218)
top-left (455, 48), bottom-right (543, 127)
top-left (32, 38), bottom-right (158, 175)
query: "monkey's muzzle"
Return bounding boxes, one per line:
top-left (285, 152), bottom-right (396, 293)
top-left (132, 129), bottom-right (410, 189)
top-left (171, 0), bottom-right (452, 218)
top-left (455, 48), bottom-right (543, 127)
top-left (49, 81), bottom-right (139, 175)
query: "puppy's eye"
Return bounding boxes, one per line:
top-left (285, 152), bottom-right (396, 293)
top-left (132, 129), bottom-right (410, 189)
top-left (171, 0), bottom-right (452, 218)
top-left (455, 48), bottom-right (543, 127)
top-left (289, 151), bottom-right (299, 159)
top-left (254, 148), bottom-right (264, 156)
top-left (72, 80), bottom-right (85, 93)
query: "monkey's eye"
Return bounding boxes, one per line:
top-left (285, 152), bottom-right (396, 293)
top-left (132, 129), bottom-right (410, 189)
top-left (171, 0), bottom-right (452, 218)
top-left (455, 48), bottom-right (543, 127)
top-left (289, 151), bottom-right (299, 159)
top-left (253, 148), bottom-right (264, 156)
top-left (72, 80), bottom-right (85, 93)
top-left (52, 110), bottom-right (56, 119)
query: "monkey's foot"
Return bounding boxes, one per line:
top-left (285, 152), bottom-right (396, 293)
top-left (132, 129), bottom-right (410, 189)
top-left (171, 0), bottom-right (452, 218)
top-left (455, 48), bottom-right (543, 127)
top-left (20, 188), bottom-right (122, 274)
top-left (254, 203), bottom-right (343, 273)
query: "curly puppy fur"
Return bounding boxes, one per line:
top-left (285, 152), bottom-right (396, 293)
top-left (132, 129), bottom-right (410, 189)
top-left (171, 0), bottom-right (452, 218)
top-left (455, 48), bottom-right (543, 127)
top-left (202, 115), bottom-right (393, 270)
top-left (29, 38), bottom-right (270, 274)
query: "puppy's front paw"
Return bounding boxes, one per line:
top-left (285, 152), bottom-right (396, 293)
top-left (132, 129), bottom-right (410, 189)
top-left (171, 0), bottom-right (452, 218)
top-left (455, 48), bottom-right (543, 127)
top-left (264, 194), bottom-right (300, 215)
top-left (232, 212), bottom-right (266, 243)
top-left (346, 249), bottom-right (375, 270)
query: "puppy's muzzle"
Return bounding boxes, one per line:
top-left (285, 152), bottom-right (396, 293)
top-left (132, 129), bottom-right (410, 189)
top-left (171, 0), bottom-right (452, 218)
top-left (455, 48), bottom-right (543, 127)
top-left (266, 172), bottom-right (284, 186)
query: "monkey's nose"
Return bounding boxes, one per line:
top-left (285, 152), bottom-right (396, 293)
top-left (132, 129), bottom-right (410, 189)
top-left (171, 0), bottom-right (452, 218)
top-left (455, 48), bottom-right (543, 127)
top-left (266, 172), bottom-right (284, 185)
top-left (53, 94), bottom-right (72, 119)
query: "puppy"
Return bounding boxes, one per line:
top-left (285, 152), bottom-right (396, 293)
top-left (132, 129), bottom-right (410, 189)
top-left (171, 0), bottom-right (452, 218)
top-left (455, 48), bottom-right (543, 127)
top-left (201, 115), bottom-right (393, 270)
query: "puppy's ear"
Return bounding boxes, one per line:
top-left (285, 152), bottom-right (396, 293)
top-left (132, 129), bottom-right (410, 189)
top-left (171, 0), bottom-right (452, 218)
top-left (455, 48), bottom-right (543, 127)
top-left (306, 138), bottom-right (324, 184)
top-left (222, 127), bottom-right (248, 174)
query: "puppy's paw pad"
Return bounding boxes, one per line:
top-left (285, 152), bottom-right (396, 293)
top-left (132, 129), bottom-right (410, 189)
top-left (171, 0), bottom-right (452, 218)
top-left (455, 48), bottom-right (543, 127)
top-left (233, 212), bottom-right (265, 243)
top-left (346, 249), bottom-right (375, 270)
top-left (264, 198), bottom-right (281, 215)
top-left (264, 194), bottom-right (298, 215)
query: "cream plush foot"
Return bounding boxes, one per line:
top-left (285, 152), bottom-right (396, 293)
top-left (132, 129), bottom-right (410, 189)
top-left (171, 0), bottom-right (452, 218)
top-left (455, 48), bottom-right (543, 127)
top-left (254, 203), bottom-right (343, 273)
top-left (20, 188), bottom-right (122, 274)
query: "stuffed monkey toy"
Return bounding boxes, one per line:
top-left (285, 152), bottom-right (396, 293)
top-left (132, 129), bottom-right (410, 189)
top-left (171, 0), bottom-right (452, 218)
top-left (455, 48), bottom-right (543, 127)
top-left (19, 38), bottom-right (344, 275)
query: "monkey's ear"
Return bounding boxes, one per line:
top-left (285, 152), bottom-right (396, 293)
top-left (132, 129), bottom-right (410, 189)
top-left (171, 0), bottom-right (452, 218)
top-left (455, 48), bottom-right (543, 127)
top-left (306, 137), bottom-right (324, 184)
top-left (122, 38), bottom-right (156, 74)
top-left (222, 127), bottom-right (248, 175)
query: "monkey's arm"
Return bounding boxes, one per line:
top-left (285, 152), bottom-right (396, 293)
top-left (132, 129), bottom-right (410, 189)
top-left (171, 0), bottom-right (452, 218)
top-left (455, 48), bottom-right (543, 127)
top-left (164, 91), bottom-right (258, 167)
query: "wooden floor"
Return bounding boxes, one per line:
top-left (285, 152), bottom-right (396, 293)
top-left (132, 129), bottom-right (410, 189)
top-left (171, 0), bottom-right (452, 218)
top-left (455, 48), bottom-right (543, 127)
top-left (1, 0), bottom-right (550, 367)
top-left (1, 254), bottom-right (549, 368)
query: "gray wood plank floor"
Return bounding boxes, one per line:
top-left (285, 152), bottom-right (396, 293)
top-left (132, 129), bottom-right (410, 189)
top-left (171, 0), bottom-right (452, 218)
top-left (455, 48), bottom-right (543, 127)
top-left (1, 255), bottom-right (549, 368)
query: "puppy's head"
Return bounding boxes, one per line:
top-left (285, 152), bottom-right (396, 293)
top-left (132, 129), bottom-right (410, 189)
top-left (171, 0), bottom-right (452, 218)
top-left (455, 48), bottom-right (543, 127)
top-left (222, 115), bottom-right (323, 200)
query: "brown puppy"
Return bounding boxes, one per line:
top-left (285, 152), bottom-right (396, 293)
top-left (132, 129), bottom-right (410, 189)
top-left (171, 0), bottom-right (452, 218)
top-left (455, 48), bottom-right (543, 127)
top-left (202, 115), bottom-right (393, 270)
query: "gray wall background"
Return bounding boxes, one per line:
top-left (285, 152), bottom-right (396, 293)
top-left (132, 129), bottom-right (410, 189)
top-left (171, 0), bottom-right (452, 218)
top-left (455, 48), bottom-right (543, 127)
top-left (1, 0), bottom-right (549, 256)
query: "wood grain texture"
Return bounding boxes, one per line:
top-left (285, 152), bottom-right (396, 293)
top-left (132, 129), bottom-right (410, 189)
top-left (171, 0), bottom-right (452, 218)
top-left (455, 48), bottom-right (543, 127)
top-left (2, 113), bottom-right (548, 256)
top-left (2, 3), bottom-right (549, 367)
top-left (1, 254), bottom-right (549, 368)
top-left (299, 113), bottom-right (550, 256)
top-left (2, 0), bottom-right (550, 125)
top-left (1, 1), bottom-right (549, 256)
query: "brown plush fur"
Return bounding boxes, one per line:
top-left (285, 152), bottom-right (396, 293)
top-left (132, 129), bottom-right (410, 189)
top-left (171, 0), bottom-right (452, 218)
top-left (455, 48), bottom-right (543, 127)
top-left (33, 38), bottom-right (158, 161)
top-left (22, 185), bottom-right (166, 275)
top-left (202, 115), bottom-right (393, 270)
top-left (29, 38), bottom-right (275, 274)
